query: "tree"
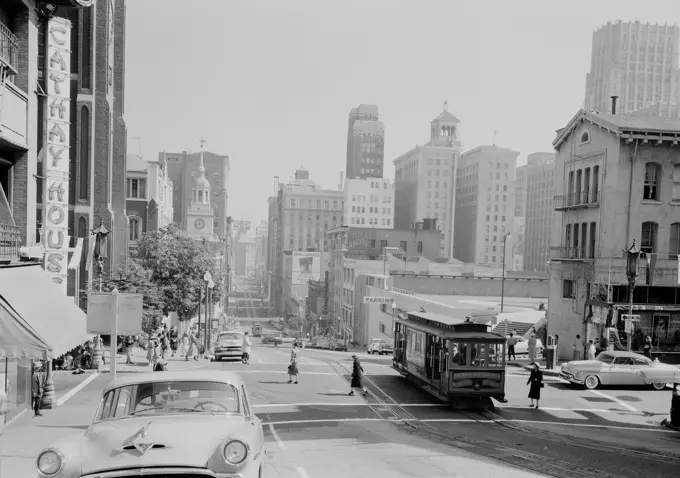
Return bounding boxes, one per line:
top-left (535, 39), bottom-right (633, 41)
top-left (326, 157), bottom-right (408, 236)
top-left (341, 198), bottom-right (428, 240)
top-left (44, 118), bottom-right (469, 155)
top-left (94, 258), bottom-right (164, 335)
top-left (134, 224), bottom-right (224, 322)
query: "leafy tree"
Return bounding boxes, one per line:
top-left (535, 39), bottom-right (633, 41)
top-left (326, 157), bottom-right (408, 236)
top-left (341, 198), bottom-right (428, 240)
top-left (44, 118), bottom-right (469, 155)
top-left (134, 224), bottom-right (224, 322)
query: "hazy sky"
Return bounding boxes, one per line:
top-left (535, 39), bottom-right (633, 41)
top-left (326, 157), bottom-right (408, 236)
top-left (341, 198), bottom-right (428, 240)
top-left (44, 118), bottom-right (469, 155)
top-left (124, 0), bottom-right (679, 225)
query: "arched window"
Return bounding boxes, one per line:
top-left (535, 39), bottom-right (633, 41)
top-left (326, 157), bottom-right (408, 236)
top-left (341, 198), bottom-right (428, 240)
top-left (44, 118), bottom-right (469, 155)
top-left (580, 130), bottom-right (590, 144)
top-left (643, 162), bottom-right (661, 201)
top-left (641, 221), bottom-right (658, 253)
top-left (79, 107), bottom-right (90, 200)
top-left (129, 216), bottom-right (142, 242)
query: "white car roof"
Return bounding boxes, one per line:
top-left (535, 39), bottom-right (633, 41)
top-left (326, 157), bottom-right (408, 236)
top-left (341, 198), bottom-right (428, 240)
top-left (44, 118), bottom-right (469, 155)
top-left (103, 370), bottom-right (244, 394)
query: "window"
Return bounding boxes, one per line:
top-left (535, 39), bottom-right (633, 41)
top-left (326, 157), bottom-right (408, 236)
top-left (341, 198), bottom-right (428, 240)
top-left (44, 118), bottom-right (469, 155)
top-left (417, 241), bottom-right (423, 253)
top-left (641, 221), bottom-right (658, 253)
top-left (379, 323), bottom-right (386, 334)
top-left (129, 216), bottom-right (142, 241)
top-left (126, 178), bottom-right (147, 199)
top-left (380, 239), bottom-right (387, 247)
top-left (400, 240), bottom-right (407, 252)
top-left (562, 280), bottom-right (576, 298)
top-left (643, 163), bottom-right (661, 200)
top-left (671, 223), bottom-right (680, 256)
top-left (579, 131), bottom-right (590, 144)
top-left (79, 107), bottom-right (90, 200)
top-left (673, 166), bottom-right (680, 201)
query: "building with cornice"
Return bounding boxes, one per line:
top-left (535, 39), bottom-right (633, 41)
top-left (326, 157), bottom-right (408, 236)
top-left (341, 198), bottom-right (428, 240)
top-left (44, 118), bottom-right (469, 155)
top-left (393, 102), bottom-right (461, 258)
top-left (549, 110), bottom-right (680, 361)
top-left (346, 104), bottom-right (385, 180)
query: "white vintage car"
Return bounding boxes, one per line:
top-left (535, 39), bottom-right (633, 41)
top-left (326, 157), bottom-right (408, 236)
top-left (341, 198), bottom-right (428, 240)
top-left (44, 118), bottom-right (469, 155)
top-left (36, 370), bottom-right (265, 478)
top-left (560, 350), bottom-right (680, 390)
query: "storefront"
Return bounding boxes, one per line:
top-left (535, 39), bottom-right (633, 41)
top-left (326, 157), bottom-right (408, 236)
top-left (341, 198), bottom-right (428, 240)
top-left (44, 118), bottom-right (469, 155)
top-left (0, 263), bottom-right (92, 420)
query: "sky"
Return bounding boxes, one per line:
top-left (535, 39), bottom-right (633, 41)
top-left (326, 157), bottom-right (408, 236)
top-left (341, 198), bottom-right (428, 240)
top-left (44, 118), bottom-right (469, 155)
top-left (124, 0), bottom-right (680, 225)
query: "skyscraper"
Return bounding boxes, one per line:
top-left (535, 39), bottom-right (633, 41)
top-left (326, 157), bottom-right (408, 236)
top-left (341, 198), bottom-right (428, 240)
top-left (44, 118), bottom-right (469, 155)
top-left (584, 21), bottom-right (680, 116)
top-left (454, 146), bottom-right (519, 268)
top-left (522, 153), bottom-right (555, 272)
top-left (393, 102), bottom-right (461, 258)
top-left (346, 105), bottom-right (385, 179)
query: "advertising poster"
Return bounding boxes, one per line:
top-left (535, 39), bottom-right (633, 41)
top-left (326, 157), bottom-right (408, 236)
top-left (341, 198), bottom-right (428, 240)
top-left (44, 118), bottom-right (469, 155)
top-left (292, 251), bottom-right (320, 285)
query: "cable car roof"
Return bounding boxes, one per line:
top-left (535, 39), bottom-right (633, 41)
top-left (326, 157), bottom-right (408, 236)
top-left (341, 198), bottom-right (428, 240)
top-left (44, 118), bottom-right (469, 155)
top-left (395, 309), bottom-right (505, 342)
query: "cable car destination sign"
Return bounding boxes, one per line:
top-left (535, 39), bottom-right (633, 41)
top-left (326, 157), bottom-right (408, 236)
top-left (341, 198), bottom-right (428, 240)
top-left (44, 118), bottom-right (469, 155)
top-left (363, 296), bottom-right (393, 304)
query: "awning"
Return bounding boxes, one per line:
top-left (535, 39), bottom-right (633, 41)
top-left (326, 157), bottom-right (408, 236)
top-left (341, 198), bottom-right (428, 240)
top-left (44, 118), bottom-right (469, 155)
top-left (0, 265), bottom-right (92, 358)
top-left (0, 295), bottom-right (50, 359)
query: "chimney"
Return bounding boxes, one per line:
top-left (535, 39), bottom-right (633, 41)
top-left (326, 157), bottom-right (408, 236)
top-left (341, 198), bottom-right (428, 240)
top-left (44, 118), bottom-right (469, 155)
top-left (610, 95), bottom-right (618, 115)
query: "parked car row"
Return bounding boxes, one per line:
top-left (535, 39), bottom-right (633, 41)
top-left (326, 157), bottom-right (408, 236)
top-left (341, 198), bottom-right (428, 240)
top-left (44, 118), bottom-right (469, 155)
top-left (309, 336), bottom-right (348, 351)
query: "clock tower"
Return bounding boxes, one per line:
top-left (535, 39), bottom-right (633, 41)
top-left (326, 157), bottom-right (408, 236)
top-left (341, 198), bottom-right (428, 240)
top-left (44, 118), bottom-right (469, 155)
top-left (186, 139), bottom-right (215, 239)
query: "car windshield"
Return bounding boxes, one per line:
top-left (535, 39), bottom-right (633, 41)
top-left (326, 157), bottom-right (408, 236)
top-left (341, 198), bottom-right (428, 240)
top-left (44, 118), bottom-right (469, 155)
top-left (95, 381), bottom-right (241, 421)
top-left (596, 353), bottom-right (614, 363)
top-left (218, 333), bottom-right (242, 341)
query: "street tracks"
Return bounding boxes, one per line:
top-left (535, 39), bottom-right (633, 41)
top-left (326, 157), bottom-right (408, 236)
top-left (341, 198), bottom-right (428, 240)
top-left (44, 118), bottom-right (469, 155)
top-left (325, 358), bottom-right (678, 478)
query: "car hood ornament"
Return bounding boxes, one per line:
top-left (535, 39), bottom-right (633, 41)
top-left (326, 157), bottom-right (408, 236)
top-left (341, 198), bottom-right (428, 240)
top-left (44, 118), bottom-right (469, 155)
top-left (122, 422), bottom-right (156, 455)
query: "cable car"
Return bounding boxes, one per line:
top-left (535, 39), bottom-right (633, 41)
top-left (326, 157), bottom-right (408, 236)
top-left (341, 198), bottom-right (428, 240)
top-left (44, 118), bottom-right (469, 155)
top-left (251, 323), bottom-right (263, 337)
top-left (393, 309), bottom-right (507, 409)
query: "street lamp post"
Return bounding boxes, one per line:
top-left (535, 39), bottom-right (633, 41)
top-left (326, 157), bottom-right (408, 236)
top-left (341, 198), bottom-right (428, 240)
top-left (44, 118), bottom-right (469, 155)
top-left (625, 241), bottom-right (641, 352)
top-left (90, 219), bottom-right (109, 370)
top-left (203, 271), bottom-right (214, 357)
top-left (382, 235), bottom-right (389, 275)
top-left (500, 232), bottom-right (512, 313)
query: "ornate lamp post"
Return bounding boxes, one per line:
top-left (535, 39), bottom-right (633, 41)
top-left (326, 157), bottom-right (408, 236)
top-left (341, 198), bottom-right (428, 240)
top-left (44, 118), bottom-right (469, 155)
top-left (90, 219), bottom-right (109, 370)
top-left (203, 271), bottom-right (213, 357)
top-left (624, 241), bottom-right (640, 352)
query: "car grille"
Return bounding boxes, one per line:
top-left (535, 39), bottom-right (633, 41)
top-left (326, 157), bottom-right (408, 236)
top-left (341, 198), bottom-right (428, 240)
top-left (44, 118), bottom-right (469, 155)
top-left (81, 468), bottom-right (222, 478)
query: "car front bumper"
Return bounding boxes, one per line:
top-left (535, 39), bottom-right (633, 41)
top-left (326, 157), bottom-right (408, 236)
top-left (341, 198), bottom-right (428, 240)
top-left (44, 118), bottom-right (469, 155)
top-left (559, 370), bottom-right (583, 385)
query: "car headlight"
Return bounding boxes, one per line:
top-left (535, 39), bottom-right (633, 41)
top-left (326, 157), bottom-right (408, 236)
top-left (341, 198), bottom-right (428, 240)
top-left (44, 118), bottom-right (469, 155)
top-left (223, 440), bottom-right (248, 465)
top-left (37, 449), bottom-right (64, 476)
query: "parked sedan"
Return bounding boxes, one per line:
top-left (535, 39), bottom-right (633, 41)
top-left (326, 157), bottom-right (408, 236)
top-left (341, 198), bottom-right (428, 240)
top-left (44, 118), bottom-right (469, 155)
top-left (36, 370), bottom-right (265, 478)
top-left (560, 350), bottom-right (680, 390)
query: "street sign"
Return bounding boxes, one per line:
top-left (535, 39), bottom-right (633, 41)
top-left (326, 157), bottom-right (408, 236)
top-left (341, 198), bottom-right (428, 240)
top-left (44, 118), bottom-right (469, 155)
top-left (86, 292), bottom-right (143, 335)
top-left (363, 296), bottom-right (392, 304)
top-left (622, 314), bottom-right (641, 334)
top-left (621, 314), bottom-right (641, 322)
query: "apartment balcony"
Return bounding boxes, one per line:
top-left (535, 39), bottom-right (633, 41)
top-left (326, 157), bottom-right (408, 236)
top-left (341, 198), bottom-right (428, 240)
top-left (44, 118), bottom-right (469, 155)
top-left (0, 223), bottom-right (21, 264)
top-left (0, 22), bottom-right (18, 75)
top-left (549, 245), bottom-right (598, 261)
top-left (554, 191), bottom-right (600, 211)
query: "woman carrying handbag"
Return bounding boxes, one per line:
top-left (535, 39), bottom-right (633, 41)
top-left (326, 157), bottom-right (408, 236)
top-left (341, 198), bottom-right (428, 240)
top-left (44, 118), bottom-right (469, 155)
top-left (527, 362), bottom-right (544, 409)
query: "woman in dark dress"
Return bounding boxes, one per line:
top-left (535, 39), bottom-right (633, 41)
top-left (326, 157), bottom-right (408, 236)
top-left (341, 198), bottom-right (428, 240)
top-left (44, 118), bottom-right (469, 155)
top-left (348, 355), bottom-right (368, 396)
top-left (527, 362), bottom-right (543, 409)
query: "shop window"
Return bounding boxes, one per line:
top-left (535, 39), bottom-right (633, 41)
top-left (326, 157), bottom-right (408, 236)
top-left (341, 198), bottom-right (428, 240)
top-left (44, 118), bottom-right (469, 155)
top-left (641, 221), bottom-right (658, 253)
top-left (643, 163), bottom-right (661, 201)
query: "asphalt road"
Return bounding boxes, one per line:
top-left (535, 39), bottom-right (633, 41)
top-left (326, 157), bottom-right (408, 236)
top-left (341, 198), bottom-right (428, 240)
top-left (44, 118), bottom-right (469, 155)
top-left (3, 278), bottom-right (679, 477)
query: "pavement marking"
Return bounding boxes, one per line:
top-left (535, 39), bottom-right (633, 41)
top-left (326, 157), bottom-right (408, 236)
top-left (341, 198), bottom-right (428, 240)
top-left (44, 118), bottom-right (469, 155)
top-left (237, 371), bottom-right (338, 376)
top-left (296, 466), bottom-right (311, 478)
top-left (268, 423), bottom-right (287, 450)
top-left (4, 409), bottom-right (28, 427)
top-left (262, 417), bottom-right (678, 434)
top-left (56, 371), bottom-right (100, 407)
top-left (495, 405), bottom-right (638, 414)
top-left (588, 390), bottom-right (639, 412)
top-left (252, 402), bottom-right (446, 408)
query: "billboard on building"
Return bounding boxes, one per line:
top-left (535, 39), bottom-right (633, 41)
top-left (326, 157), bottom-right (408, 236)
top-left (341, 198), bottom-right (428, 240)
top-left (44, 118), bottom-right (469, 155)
top-left (292, 251), bottom-right (320, 285)
top-left (43, 17), bottom-right (72, 294)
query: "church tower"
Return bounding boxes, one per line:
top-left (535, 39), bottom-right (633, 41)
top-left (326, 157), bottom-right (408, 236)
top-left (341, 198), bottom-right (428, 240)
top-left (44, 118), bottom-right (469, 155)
top-left (186, 139), bottom-right (215, 239)
top-left (427, 101), bottom-right (461, 147)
